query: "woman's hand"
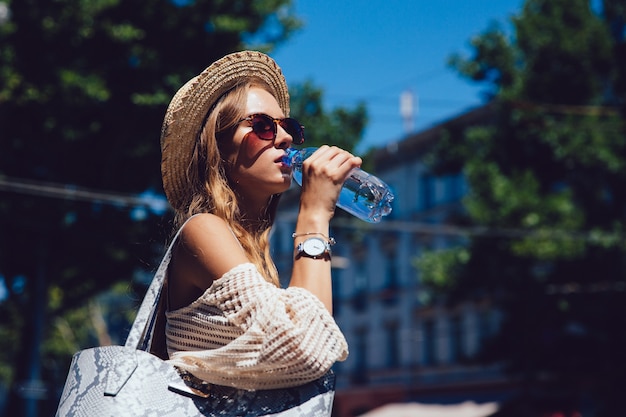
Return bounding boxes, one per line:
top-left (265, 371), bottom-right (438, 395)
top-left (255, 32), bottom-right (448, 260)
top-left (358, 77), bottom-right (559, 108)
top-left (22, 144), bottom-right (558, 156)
top-left (297, 145), bottom-right (362, 223)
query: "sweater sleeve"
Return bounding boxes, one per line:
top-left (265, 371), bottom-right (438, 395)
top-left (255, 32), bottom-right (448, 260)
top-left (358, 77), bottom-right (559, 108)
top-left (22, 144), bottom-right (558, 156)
top-left (165, 263), bottom-right (348, 390)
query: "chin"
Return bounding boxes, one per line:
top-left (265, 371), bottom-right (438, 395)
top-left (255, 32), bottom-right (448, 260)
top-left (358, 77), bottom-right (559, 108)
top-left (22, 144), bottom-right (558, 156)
top-left (269, 176), bottom-right (289, 193)
top-left (277, 180), bottom-right (291, 193)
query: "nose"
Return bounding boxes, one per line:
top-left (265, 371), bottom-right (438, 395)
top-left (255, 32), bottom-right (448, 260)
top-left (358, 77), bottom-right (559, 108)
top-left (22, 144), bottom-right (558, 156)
top-left (274, 123), bottom-right (292, 149)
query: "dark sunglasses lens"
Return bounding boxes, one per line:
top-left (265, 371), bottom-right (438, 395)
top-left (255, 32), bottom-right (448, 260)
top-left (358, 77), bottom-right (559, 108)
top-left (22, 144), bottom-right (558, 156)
top-left (281, 118), bottom-right (304, 144)
top-left (251, 115), bottom-right (276, 140)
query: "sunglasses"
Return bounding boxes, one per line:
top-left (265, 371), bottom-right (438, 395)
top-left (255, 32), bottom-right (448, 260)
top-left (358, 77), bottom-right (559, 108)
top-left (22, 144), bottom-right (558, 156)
top-left (238, 113), bottom-right (305, 145)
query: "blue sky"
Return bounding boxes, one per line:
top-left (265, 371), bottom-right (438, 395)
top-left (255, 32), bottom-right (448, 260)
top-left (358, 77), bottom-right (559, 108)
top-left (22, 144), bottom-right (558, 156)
top-left (272, 0), bottom-right (525, 153)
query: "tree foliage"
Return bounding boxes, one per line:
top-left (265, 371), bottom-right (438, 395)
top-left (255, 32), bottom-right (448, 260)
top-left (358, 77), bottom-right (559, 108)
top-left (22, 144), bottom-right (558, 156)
top-left (0, 0), bottom-right (301, 315)
top-left (0, 0), bottom-right (363, 415)
top-left (289, 80), bottom-right (368, 153)
top-left (422, 0), bottom-right (626, 414)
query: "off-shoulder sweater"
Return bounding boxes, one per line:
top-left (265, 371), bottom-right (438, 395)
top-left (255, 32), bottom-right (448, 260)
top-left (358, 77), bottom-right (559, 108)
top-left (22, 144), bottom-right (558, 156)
top-left (165, 263), bottom-right (348, 391)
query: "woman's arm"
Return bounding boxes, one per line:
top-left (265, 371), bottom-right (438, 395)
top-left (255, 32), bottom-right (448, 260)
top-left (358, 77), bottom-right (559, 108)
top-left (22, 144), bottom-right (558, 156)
top-left (167, 263), bottom-right (349, 390)
top-left (289, 146), bottom-right (362, 312)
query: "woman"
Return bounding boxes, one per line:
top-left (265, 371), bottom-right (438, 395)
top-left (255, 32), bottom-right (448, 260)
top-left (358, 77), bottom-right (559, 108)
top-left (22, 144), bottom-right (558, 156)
top-left (159, 51), bottom-right (360, 414)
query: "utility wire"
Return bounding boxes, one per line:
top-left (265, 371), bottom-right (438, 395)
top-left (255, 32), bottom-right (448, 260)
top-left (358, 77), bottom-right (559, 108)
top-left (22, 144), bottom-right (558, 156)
top-left (274, 208), bottom-right (625, 243)
top-left (2, 175), bottom-right (624, 243)
top-left (0, 175), bottom-right (168, 210)
top-left (331, 218), bottom-right (624, 243)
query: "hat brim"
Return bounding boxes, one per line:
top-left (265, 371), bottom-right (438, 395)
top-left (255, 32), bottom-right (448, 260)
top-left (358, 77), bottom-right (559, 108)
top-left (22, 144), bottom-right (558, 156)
top-left (160, 50), bottom-right (290, 210)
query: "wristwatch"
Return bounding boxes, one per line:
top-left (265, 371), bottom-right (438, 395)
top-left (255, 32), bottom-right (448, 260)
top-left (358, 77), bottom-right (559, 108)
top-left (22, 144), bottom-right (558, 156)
top-left (296, 237), bottom-right (333, 259)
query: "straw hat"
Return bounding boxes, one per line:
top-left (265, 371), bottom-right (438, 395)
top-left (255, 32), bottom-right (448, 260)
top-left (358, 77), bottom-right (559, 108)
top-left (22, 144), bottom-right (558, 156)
top-left (160, 50), bottom-right (290, 210)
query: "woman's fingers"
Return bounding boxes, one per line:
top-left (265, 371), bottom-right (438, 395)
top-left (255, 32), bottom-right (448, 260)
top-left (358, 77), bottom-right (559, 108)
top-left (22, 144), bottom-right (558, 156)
top-left (303, 146), bottom-right (361, 184)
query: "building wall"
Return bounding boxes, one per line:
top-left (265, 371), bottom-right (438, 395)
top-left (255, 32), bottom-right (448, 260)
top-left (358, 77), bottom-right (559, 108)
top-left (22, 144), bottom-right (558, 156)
top-left (271, 105), bottom-right (510, 416)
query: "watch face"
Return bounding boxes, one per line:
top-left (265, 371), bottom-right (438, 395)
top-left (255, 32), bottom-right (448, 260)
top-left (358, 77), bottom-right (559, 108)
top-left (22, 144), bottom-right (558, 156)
top-left (302, 237), bottom-right (326, 256)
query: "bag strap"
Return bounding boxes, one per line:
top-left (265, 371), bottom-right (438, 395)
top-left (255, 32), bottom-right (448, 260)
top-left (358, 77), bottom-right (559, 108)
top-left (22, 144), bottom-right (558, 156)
top-left (124, 215), bottom-right (196, 350)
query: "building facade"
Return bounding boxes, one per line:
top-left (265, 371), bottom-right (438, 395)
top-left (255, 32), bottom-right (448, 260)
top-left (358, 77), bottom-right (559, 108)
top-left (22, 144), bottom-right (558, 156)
top-left (271, 104), bottom-right (514, 417)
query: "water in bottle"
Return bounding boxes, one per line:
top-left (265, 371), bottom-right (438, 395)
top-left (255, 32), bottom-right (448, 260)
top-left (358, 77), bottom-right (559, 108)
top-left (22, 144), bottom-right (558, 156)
top-left (283, 147), bottom-right (394, 223)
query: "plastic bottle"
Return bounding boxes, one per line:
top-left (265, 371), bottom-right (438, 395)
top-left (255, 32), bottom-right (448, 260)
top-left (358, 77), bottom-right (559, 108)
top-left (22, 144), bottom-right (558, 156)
top-left (283, 147), bottom-right (394, 223)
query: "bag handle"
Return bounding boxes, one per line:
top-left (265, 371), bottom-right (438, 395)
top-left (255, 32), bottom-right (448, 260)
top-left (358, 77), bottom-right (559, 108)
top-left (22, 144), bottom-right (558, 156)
top-left (124, 215), bottom-right (196, 350)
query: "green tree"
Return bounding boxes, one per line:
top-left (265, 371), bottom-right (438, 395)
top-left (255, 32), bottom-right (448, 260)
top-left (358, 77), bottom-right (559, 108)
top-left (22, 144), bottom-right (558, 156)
top-left (420, 0), bottom-right (626, 415)
top-left (0, 0), bottom-right (304, 415)
top-left (0, 1), bottom-right (369, 414)
top-left (289, 80), bottom-right (368, 153)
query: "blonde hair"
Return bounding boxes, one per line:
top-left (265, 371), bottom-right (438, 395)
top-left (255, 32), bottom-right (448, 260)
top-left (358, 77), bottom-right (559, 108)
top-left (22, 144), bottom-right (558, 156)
top-left (173, 78), bottom-right (281, 286)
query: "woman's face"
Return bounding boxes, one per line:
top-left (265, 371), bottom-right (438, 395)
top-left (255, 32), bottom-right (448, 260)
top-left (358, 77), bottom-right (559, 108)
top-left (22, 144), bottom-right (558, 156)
top-left (222, 87), bottom-right (294, 207)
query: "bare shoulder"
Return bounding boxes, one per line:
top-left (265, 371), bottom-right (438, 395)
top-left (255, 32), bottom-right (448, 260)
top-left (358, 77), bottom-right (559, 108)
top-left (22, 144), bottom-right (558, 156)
top-left (180, 213), bottom-right (234, 244)
top-left (171, 214), bottom-right (248, 295)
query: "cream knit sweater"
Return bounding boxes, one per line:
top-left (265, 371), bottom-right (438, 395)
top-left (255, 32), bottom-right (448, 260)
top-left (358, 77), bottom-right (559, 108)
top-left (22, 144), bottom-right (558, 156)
top-left (165, 263), bottom-right (348, 391)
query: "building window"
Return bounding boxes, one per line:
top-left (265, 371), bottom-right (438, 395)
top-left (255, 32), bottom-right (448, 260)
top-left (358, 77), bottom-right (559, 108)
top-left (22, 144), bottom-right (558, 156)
top-left (352, 261), bottom-right (368, 312)
top-left (385, 321), bottom-right (400, 368)
top-left (420, 174), bottom-right (434, 210)
top-left (449, 174), bottom-right (466, 202)
top-left (422, 319), bottom-right (436, 366)
top-left (449, 315), bottom-right (464, 363)
top-left (381, 251), bottom-right (399, 305)
top-left (351, 327), bottom-right (368, 384)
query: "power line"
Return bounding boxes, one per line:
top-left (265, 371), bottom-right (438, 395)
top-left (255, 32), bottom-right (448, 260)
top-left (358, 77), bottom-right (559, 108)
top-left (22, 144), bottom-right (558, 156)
top-left (275, 210), bottom-right (625, 243)
top-left (2, 175), bottom-right (623, 244)
top-left (331, 218), bottom-right (624, 243)
top-left (0, 175), bottom-right (169, 212)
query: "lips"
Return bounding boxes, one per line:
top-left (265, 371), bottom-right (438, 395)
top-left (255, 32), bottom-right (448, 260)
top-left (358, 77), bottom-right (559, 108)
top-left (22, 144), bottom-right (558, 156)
top-left (275, 154), bottom-right (290, 168)
top-left (279, 163), bottom-right (292, 175)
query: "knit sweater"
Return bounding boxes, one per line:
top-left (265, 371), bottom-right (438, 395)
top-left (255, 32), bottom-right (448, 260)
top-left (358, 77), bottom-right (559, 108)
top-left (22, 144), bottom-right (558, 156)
top-left (165, 263), bottom-right (348, 391)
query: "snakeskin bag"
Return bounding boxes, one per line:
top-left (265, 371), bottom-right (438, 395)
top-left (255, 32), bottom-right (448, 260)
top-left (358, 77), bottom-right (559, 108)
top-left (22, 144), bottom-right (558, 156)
top-left (55, 223), bottom-right (336, 417)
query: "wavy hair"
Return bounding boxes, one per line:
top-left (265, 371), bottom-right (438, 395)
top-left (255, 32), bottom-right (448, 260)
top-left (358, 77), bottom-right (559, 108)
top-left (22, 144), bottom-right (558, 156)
top-left (172, 78), bottom-right (282, 286)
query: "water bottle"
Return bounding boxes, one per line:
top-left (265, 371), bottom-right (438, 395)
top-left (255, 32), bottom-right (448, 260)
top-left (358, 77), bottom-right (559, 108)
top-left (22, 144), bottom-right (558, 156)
top-left (283, 147), bottom-right (394, 223)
